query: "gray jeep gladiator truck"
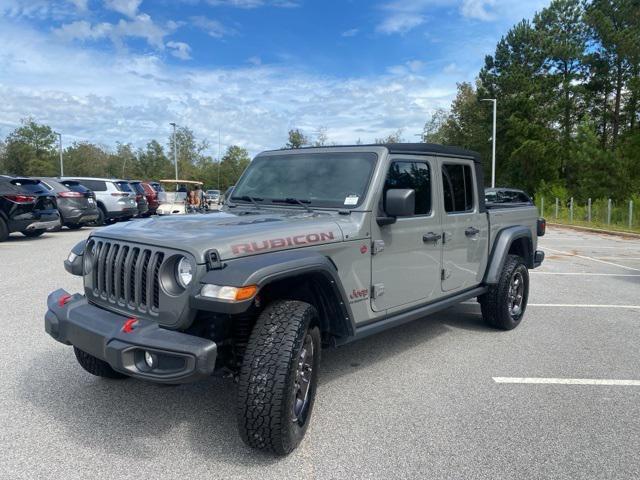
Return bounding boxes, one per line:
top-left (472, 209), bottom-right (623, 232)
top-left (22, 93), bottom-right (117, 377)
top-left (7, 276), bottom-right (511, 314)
top-left (45, 143), bottom-right (545, 455)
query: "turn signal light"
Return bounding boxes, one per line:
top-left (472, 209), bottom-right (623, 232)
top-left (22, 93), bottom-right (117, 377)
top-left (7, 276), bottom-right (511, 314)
top-left (200, 284), bottom-right (258, 302)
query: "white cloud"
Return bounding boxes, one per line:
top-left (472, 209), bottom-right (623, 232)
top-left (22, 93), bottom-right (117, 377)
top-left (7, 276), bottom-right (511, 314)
top-left (54, 13), bottom-right (172, 49)
top-left (191, 16), bottom-right (235, 38)
top-left (460, 0), bottom-right (496, 21)
top-left (103, 0), bottom-right (143, 18)
top-left (69, 0), bottom-right (89, 11)
top-left (247, 56), bottom-right (262, 66)
top-left (167, 41), bottom-right (192, 60)
top-left (205, 0), bottom-right (299, 8)
top-left (341, 28), bottom-right (359, 37)
top-left (377, 13), bottom-right (425, 35)
top-left (0, 19), bottom-right (459, 155)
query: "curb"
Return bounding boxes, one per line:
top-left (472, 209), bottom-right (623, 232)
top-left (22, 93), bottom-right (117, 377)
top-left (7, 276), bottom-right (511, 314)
top-left (548, 222), bottom-right (640, 239)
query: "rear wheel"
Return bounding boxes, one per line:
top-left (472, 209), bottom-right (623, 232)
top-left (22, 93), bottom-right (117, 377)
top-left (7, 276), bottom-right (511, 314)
top-left (480, 254), bottom-right (529, 330)
top-left (237, 300), bottom-right (321, 455)
top-left (0, 218), bottom-right (8, 242)
top-left (90, 207), bottom-right (105, 226)
top-left (73, 347), bottom-right (128, 379)
top-left (21, 229), bottom-right (45, 238)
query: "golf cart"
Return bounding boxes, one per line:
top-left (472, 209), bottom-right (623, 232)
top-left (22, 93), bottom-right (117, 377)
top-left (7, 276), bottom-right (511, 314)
top-left (155, 179), bottom-right (205, 215)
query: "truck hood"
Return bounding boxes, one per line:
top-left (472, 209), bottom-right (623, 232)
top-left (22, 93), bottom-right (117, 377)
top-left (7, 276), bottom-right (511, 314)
top-left (91, 209), bottom-right (345, 263)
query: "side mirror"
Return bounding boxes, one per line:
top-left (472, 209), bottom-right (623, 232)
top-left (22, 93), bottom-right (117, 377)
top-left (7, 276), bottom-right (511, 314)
top-left (377, 189), bottom-right (415, 226)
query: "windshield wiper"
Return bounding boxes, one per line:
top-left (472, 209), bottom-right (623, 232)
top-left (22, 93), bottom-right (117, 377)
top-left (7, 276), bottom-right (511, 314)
top-left (234, 195), bottom-right (263, 209)
top-left (271, 197), bottom-right (314, 213)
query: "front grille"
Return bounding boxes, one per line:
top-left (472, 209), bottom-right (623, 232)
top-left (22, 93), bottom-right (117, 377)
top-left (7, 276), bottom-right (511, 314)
top-left (88, 239), bottom-right (165, 315)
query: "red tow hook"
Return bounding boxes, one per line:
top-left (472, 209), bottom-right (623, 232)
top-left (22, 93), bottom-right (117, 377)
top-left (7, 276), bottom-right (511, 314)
top-left (122, 317), bottom-right (139, 333)
top-left (58, 294), bottom-right (72, 307)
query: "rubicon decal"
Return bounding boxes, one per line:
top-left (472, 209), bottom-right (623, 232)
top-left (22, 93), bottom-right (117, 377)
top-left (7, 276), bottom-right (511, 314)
top-left (232, 231), bottom-right (336, 255)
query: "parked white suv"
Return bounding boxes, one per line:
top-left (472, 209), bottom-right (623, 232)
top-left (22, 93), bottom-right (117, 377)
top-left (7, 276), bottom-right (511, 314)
top-left (61, 177), bottom-right (138, 225)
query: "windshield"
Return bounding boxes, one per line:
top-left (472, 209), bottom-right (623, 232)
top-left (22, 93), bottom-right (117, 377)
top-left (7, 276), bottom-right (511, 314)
top-left (232, 152), bottom-right (377, 209)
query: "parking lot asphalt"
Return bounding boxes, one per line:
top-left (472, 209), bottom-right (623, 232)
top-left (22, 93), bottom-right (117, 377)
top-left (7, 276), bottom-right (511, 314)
top-left (1, 224), bottom-right (639, 480)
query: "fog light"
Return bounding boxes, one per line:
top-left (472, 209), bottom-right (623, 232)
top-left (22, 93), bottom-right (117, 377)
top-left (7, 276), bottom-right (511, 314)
top-left (144, 351), bottom-right (156, 368)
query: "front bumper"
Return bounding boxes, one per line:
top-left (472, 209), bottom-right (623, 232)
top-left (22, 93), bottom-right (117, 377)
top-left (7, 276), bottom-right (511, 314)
top-left (45, 289), bottom-right (217, 384)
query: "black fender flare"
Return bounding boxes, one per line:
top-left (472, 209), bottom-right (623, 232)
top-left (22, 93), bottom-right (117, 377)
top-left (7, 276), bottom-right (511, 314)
top-left (484, 226), bottom-right (533, 284)
top-left (195, 250), bottom-right (355, 336)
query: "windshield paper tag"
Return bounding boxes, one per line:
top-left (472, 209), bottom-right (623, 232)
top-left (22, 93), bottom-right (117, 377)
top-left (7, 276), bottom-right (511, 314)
top-left (344, 195), bottom-right (359, 206)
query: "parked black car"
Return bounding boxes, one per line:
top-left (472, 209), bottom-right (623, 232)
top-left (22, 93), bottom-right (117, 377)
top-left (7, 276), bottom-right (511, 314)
top-left (38, 178), bottom-right (100, 229)
top-left (128, 181), bottom-right (150, 217)
top-left (0, 176), bottom-right (60, 241)
top-left (485, 188), bottom-right (534, 206)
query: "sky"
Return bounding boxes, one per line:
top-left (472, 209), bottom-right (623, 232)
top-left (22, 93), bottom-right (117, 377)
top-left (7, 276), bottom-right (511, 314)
top-left (0, 0), bottom-right (550, 157)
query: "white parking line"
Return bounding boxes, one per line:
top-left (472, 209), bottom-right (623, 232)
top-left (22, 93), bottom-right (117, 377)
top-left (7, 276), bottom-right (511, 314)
top-left (528, 303), bottom-right (640, 309)
top-left (544, 247), bottom-right (640, 272)
top-left (493, 377), bottom-right (640, 386)
top-left (531, 272), bottom-right (640, 277)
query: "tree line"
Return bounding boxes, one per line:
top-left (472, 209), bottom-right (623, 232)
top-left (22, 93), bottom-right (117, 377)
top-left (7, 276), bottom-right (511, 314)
top-left (0, 120), bottom-right (250, 192)
top-left (424, 0), bottom-right (639, 203)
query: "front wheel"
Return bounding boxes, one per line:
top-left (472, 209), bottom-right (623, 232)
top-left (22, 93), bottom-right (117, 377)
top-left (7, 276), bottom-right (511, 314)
top-left (479, 254), bottom-right (529, 330)
top-left (237, 300), bottom-right (321, 455)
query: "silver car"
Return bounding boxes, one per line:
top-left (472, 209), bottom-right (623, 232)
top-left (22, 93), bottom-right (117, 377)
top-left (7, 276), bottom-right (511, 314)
top-left (61, 177), bottom-right (138, 225)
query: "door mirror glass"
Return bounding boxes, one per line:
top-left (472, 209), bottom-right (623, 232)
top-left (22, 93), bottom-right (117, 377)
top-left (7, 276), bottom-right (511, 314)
top-left (386, 189), bottom-right (415, 217)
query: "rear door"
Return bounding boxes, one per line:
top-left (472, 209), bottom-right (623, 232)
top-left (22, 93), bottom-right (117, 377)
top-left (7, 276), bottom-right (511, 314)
top-left (440, 160), bottom-right (489, 292)
top-left (370, 156), bottom-right (443, 312)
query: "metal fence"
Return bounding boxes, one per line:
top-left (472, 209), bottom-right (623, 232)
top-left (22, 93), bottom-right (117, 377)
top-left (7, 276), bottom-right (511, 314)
top-left (537, 197), bottom-right (639, 233)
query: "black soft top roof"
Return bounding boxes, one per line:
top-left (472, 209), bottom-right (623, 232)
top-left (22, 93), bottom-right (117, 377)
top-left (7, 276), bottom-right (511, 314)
top-left (269, 143), bottom-right (482, 163)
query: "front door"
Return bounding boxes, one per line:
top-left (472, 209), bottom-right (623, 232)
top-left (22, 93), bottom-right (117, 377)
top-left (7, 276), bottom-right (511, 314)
top-left (370, 156), bottom-right (443, 312)
top-left (439, 160), bottom-right (488, 292)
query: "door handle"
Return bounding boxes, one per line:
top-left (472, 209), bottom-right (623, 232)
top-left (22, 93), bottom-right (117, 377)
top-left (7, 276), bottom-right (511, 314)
top-left (465, 227), bottom-right (480, 237)
top-left (423, 232), bottom-right (442, 243)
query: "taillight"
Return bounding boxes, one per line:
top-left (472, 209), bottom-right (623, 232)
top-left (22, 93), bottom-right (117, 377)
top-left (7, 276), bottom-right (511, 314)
top-left (4, 194), bottom-right (36, 204)
top-left (537, 218), bottom-right (546, 237)
top-left (58, 191), bottom-right (84, 198)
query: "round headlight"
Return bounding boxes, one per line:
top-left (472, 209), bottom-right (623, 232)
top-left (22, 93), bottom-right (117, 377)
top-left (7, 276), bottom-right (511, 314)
top-left (176, 257), bottom-right (193, 288)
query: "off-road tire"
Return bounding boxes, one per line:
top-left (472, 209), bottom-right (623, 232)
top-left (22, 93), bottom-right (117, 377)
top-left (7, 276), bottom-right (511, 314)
top-left (237, 300), bottom-right (321, 455)
top-left (480, 254), bottom-right (529, 330)
top-left (73, 346), bottom-right (129, 379)
top-left (0, 217), bottom-right (8, 242)
top-left (21, 229), bottom-right (45, 238)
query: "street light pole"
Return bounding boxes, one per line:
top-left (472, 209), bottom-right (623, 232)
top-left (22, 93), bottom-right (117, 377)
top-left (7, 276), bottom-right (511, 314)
top-left (217, 129), bottom-right (221, 190)
top-left (481, 98), bottom-right (497, 188)
top-left (170, 122), bottom-right (178, 190)
top-left (55, 132), bottom-right (63, 176)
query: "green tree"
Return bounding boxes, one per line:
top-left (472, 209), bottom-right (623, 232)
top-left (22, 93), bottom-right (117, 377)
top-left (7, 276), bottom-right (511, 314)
top-left (219, 145), bottom-right (251, 191)
top-left (286, 129), bottom-right (309, 149)
top-left (374, 129), bottom-right (404, 144)
top-left (167, 126), bottom-right (209, 180)
top-left (63, 142), bottom-right (111, 177)
top-left (534, 0), bottom-right (588, 153)
top-left (133, 140), bottom-right (172, 180)
top-left (4, 119), bottom-right (58, 176)
top-left (586, 0), bottom-right (639, 148)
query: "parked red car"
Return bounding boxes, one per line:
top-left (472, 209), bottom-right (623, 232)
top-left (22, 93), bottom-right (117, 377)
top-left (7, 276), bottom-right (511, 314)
top-left (141, 181), bottom-right (160, 214)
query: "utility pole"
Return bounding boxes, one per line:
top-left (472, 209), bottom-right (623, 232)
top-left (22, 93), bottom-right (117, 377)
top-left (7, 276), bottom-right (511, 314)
top-left (217, 129), bottom-right (221, 190)
top-left (55, 132), bottom-right (63, 176)
top-left (481, 98), bottom-right (497, 188)
top-left (170, 122), bottom-right (178, 190)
